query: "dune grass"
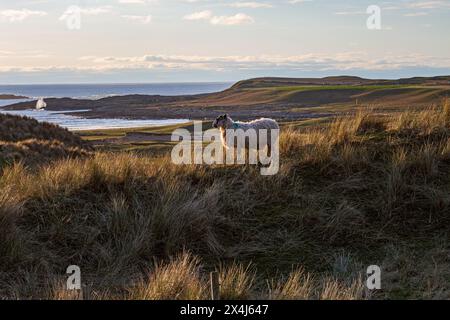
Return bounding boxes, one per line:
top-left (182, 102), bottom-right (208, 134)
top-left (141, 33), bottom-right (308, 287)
top-left (1, 103), bottom-right (450, 299)
top-left (0, 114), bottom-right (91, 167)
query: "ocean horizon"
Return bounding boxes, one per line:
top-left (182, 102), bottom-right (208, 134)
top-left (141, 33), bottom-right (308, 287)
top-left (0, 82), bottom-right (233, 130)
top-left (0, 82), bottom-right (233, 100)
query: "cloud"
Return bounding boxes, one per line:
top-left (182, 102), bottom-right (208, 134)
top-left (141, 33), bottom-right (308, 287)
top-left (68, 52), bottom-right (450, 73)
top-left (3, 52), bottom-right (450, 83)
top-left (79, 7), bottom-right (113, 15)
top-left (183, 10), bottom-right (213, 20)
top-left (184, 11), bottom-right (254, 25)
top-left (59, 6), bottom-right (112, 21)
top-left (210, 13), bottom-right (254, 25)
top-left (0, 9), bottom-right (47, 22)
top-left (407, 1), bottom-right (450, 9)
top-left (288, 0), bottom-right (313, 4)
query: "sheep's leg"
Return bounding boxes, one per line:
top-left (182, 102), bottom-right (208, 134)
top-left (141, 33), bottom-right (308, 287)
top-left (256, 145), bottom-right (272, 168)
top-left (255, 145), bottom-right (270, 167)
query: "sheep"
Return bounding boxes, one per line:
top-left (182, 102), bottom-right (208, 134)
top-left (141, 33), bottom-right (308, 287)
top-left (212, 114), bottom-right (279, 155)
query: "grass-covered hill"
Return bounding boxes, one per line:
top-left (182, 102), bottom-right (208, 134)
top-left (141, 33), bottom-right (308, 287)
top-left (203, 76), bottom-right (450, 108)
top-left (230, 75), bottom-right (450, 89)
top-left (0, 114), bottom-right (92, 167)
top-left (1, 102), bottom-right (450, 299)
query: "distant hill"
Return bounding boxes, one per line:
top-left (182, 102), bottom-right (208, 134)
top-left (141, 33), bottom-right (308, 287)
top-left (0, 114), bottom-right (91, 167)
top-left (231, 76), bottom-right (450, 89)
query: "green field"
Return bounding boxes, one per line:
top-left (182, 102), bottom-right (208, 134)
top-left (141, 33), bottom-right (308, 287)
top-left (245, 84), bottom-right (416, 92)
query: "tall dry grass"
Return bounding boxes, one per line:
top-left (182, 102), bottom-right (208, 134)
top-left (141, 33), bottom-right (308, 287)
top-left (48, 253), bottom-right (365, 300)
top-left (2, 103), bottom-right (450, 299)
top-left (127, 253), bottom-right (206, 300)
top-left (0, 114), bottom-right (91, 167)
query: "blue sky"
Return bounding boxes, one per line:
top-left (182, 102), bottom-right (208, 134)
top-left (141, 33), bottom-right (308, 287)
top-left (0, 0), bottom-right (449, 83)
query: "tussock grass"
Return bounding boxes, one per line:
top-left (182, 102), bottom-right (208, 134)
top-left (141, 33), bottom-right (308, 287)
top-left (319, 277), bottom-right (365, 300)
top-left (0, 114), bottom-right (85, 146)
top-left (0, 114), bottom-right (91, 167)
top-left (268, 268), bottom-right (314, 300)
top-left (1, 104), bottom-right (450, 299)
top-left (219, 263), bottom-right (255, 300)
top-left (127, 253), bottom-right (206, 300)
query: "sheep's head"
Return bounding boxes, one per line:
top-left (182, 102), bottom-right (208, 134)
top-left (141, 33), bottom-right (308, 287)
top-left (213, 114), bottom-right (232, 129)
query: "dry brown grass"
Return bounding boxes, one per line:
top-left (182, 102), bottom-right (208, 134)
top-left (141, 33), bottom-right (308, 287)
top-left (268, 268), bottom-right (314, 300)
top-left (0, 114), bottom-right (91, 167)
top-left (219, 263), bottom-right (255, 300)
top-left (0, 114), bottom-right (86, 146)
top-left (15, 253), bottom-right (364, 300)
top-left (127, 253), bottom-right (206, 300)
top-left (1, 104), bottom-right (450, 299)
top-left (319, 277), bottom-right (365, 300)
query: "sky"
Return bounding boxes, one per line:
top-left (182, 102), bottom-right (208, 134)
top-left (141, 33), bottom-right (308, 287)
top-left (0, 0), bottom-right (449, 84)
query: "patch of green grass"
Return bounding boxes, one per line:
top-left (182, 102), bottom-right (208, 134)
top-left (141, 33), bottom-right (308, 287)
top-left (75, 121), bottom-right (213, 141)
top-left (261, 85), bottom-right (417, 92)
top-left (279, 118), bottom-right (329, 129)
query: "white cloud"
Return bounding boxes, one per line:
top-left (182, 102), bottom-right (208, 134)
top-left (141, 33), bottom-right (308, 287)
top-left (183, 10), bottom-right (212, 20)
top-left (210, 13), bottom-right (254, 25)
top-left (66, 52), bottom-right (450, 72)
top-left (2, 52), bottom-right (450, 80)
top-left (0, 9), bottom-right (47, 22)
top-left (408, 1), bottom-right (450, 9)
top-left (79, 7), bottom-right (113, 15)
top-left (59, 6), bottom-right (112, 21)
top-left (184, 11), bottom-right (254, 25)
top-left (289, 0), bottom-right (313, 4)
top-left (57, 5), bottom-right (113, 27)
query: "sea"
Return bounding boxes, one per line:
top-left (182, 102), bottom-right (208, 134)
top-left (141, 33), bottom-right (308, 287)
top-left (0, 82), bottom-right (232, 131)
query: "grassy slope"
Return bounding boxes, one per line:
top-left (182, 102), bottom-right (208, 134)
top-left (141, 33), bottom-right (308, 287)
top-left (1, 103), bottom-right (450, 299)
top-left (204, 76), bottom-right (450, 107)
top-left (0, 114), bottom-right (91, 167)
top-left (200, 85), bottom-right (450, 107)
top-left (230, 76), bottom-right (450, 89)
